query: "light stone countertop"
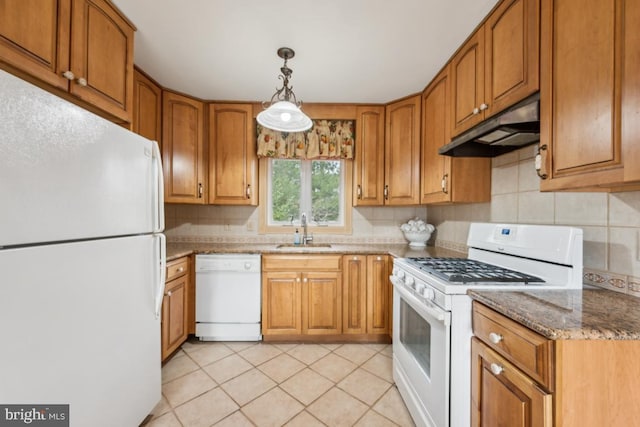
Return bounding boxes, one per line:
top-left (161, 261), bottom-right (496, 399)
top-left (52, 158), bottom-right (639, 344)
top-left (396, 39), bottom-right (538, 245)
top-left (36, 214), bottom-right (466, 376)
top-left (468, 289), bottom-right (640, 340)
top-left (166, 242), bottom-right (465, 262)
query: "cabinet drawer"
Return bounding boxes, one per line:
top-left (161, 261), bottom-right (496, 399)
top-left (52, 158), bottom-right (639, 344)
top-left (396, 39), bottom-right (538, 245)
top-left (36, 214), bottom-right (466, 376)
top-left (472, 302), bottom-right (553, 389)
top-left (262, 255), bottom-right (342, 271)
top-left (166, 257), bottom-right (189, 282)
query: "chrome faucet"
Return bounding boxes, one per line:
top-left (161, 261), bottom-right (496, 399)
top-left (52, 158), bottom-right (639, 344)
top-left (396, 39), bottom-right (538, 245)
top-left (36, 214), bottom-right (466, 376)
top-left (300, 213), bottom-right (313, 245)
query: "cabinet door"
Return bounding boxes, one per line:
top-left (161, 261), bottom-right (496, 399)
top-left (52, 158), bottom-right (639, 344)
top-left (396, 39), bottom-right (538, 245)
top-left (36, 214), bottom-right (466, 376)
top-left (132, 67), bottom-right (162, 150)
top-left (208, 103), bottom-right (257, 205)
top-left (484, 0), bottom-right (539, 117)
top-left (302, 271), bottom-right (342, 335)
top-left (539, 0), bottom-right (640, 190)
top-left (421, 67), bottom-right (453, 204)
top-left (0, 0), bottom-right (71, 90)
top-left (262, 272), bottom-right (302, 335)
top-left (385, 95), bottom-right (421, 205)
top-left (161, 274), bottom-right (189, 361)
top-left (451, 29), bottom-right (485, 136)
top-left (342, 255), bottom-right (366, 334)
top-left (366, 255), bottom-right (390, 334)
top-left (353, 106), bottom-right (385, 206)
top-left (162, 91), bottom-right (206, 204)
top-left (471, 338), bottom-right (552, 427)
top-left (69, 0), bottom-right (134, 122)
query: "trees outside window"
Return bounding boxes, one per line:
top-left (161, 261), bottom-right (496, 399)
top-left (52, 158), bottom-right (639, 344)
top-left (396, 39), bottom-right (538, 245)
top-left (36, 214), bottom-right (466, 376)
top-left (268, 159), bottom-right (344, 226)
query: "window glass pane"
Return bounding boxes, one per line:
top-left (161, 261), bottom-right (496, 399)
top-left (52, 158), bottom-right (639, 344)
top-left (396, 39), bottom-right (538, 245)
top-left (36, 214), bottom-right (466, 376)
top-left (311, 160), bottom-right (341, 223)
top-left (270, 159), bottom-right (301, 222)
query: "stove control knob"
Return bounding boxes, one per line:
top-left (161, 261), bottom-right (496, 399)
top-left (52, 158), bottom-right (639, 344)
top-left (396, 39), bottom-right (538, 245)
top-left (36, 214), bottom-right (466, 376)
top-left (422, 288), bottom-right (435, 300)
top-left (396, 270), bottom-right (405, 279)
top-left (415, 282), bottom-right (425, 293)
top-left (404, 276), bottom-right (415, 287)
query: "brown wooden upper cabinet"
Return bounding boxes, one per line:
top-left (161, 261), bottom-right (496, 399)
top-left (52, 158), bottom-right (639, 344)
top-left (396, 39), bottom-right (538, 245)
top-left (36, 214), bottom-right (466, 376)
top-left (451, 0), bottom-right (540, 136)
top-left (421, 65), bottom-right (491, 204)
top-left (0, 0), bottom-right (135, 123)
top-left (384, 95), bottom-right (421, 205)
top-left (132, 67), bottom-right (162, 150)
top-left (208, 103), bottom-right (258, 205)
top-left (162, 91), bottom-right (206, 204)
top-left (538, 0), bottom-right (640, 191)
top-left (353, 106), bottom-right (386, 206)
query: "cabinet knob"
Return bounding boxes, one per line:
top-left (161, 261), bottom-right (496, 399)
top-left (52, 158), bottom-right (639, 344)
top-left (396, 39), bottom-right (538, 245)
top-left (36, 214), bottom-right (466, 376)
top-left (479, 103), bottom-right (489, 111)
top-left (489, 332), bottom-right (503, 344)
top-left (490, 363), bottom-right (504, 376)
top-left (296, 278), bottom-right (301, 282)
top-left (62, 70), bottom-right (75, 80)
top-left (303, 278), bottom-right (308, 283)
top-left (473, 107), bottom-right (480, 115)
top-left (76, 77), bottom-right (88, 87)
top-left (164, 291), bottom-right (172, 297)
top-left (177, 267), bottom-right (184, 273)
top-left (377, 256), bottom-right (381, 261)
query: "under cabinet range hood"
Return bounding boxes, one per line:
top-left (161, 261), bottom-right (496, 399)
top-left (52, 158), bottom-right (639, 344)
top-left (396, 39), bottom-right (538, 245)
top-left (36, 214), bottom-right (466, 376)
top-left (439, 93), bottom-right (540, 157)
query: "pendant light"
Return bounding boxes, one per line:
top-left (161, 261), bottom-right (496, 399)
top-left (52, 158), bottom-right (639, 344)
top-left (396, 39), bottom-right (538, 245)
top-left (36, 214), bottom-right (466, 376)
top-left (257, 47), bottom-right (312, 132)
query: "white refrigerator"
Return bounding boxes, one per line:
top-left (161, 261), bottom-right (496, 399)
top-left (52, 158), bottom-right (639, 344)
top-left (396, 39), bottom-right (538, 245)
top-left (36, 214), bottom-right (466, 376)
top-left (0, 70), bottom-right (165, 426)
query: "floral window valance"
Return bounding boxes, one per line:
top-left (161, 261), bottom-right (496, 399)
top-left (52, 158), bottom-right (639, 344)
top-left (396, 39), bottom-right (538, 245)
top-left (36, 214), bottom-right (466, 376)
top-left (257, 119), bottom-right (354, 160)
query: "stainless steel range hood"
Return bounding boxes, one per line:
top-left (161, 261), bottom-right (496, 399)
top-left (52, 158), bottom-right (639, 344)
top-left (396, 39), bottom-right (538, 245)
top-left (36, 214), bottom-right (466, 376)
top-left (438, 93), bottom-right (540, 157)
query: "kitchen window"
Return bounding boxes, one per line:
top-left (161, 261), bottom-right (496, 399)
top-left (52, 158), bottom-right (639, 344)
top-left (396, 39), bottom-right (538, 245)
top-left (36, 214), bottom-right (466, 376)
top-left (259, 158), bottom-right (352, 234)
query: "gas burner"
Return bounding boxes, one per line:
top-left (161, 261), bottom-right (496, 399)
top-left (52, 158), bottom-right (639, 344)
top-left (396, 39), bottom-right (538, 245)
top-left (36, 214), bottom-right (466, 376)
top-left (406, 257), bottom-right (544, 284)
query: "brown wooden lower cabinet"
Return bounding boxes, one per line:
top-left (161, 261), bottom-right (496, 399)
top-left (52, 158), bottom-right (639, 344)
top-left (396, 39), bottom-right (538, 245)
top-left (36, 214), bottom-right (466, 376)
top-left (262, 254), bottom-right (391, 342)
top-left (472, 301), bottom-right (640, 426)
top-left (161, 256), bottom-right (191, 361)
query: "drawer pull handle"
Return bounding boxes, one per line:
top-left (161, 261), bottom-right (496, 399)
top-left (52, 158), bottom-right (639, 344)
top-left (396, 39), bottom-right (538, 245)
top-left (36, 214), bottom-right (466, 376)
top-left (490, 363), bottom-right (504, 376)
top-left (489, 332), bottom-right (503, 344)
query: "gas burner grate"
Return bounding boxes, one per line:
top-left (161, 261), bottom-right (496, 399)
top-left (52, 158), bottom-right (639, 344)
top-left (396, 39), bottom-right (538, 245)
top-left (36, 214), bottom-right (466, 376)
top-left (406, 257), bottom-right (544, 284)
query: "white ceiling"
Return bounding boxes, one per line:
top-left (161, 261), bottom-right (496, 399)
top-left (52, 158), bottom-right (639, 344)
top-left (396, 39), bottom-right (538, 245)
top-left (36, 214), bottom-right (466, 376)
top-left (112, 0), bottom-right (499, 104)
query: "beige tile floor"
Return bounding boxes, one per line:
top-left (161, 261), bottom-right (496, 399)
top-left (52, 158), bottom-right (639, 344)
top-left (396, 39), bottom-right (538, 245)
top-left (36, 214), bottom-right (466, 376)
top-left (147, 340), bottom-right (415, 427)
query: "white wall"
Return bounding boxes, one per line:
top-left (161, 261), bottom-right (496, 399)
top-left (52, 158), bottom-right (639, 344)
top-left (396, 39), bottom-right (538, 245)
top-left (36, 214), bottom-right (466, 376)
top-left (428, 144), bottom-right (640, 295)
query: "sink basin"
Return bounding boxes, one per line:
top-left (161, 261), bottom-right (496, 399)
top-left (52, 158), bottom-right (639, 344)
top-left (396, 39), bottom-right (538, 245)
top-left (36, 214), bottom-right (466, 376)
top-left (276, 243), bottom-right (332, 249)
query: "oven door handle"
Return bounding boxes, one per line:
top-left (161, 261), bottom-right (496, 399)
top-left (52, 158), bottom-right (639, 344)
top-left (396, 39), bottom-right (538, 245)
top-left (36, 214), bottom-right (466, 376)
top-left (391, 276), bottom-right (450, 325)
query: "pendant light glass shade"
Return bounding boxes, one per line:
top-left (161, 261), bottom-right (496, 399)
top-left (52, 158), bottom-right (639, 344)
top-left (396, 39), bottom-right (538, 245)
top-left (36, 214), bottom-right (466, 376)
top-left (257, 101), bottom-right (312, 132)
top-left (257, 47), bottom-right (312, 132)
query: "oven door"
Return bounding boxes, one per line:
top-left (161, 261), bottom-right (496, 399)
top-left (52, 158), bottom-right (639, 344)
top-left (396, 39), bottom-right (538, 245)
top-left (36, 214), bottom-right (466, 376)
top-left (392, 277), bottom-right (451, 427)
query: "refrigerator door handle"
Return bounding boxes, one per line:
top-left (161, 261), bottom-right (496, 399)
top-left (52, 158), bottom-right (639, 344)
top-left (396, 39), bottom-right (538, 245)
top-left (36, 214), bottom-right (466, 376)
top-left (152, 141), bottom-right (165, 233)
top-left (154, 234), bottom-right (167, 319)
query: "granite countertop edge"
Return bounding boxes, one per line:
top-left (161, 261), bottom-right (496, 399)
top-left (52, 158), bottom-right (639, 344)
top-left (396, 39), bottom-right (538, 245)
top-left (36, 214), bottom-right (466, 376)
top-left (165, 242), bottom-right (465, 262)
top-left (468, 289), bottom-right (640, 341)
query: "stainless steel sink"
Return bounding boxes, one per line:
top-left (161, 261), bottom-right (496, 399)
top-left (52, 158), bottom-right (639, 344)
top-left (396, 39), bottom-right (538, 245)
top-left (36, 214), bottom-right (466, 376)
top-left (275, 243), bottom-right (332, 249)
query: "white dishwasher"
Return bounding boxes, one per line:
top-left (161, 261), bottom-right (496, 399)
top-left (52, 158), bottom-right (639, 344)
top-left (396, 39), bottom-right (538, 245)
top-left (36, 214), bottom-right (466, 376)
top-left (195, 254), bottom-right (262, 341)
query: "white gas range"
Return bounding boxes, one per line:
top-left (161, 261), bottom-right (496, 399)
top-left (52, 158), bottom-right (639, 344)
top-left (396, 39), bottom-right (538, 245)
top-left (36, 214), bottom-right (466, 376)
top-left (390, 223), bottom-right (583, 427)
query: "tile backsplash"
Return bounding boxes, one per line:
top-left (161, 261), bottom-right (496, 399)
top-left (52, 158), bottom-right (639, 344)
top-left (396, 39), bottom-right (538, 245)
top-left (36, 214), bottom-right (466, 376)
top-left (428, 144), bottom-right (640, 295)
top-left (165, 204), bottom-right (427, 244)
